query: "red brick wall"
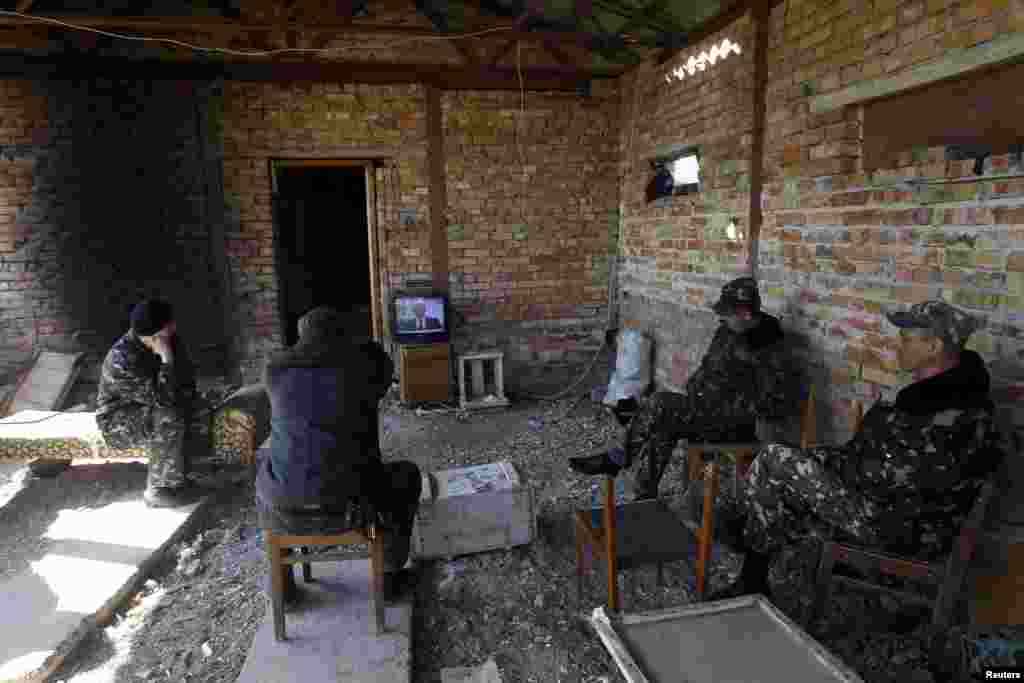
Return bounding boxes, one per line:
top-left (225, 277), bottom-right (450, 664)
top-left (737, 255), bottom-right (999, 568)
top-left (619, 0), bottom-right (1024, 441)
top-left (222, 80), bottom-right (621, 392)
top-left (442, 86), bottom-right (620, 393)
top-left (616, 17), bottom-right (758, 390)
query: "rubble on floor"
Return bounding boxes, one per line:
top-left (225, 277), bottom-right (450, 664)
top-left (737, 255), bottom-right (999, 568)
top-left (30, 396), bottom-right (1017, 683)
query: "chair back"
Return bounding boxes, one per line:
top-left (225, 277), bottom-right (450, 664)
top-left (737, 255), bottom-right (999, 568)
top-left (798, 385), bottom-right (816, 449)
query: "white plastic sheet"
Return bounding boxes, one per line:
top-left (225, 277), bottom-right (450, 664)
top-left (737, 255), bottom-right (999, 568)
top-left (603, 329), bottom-right (652, 406)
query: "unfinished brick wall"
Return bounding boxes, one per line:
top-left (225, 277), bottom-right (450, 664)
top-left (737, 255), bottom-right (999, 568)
top-left (220, 81), bottom-right (430, 383)
top-left (222, 80), bottom-right (620, 394)
top-left (618, 0), bottom-right (1024, 442)
top-left (442, 85), bottom-right (620, 394)
top-left (0, 77), bottom-right (228, 384)
top-left (616, 17), bottom-right (758, 391)
top-left (759, 0), bottom-right (1024, 441)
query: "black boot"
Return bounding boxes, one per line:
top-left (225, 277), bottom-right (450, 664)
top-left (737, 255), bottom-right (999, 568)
top-left (707, 551), bottom-right (773, 601)
top-left (569, 447), bottom-right (628, 477)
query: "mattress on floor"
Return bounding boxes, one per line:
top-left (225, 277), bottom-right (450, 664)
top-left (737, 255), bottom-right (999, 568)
top-left (0, 410), bottom-right (147, 460)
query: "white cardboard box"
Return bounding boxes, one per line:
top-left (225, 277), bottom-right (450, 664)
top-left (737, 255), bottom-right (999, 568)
top-left (413, 462), bottom-right (535, 560)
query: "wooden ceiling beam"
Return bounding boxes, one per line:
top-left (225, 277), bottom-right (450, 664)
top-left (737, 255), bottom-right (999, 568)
top-left (0, 14), bottom-right (664, 47)
top-left (0, 52), bottom-right (618, 89)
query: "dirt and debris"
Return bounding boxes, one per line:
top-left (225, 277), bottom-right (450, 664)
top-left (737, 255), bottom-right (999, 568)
top-left (19, 395), bottom-right (1003, 682)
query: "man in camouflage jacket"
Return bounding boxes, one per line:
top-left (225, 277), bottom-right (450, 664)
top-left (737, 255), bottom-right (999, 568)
top-left (711, 300), bottom-right (1005, 600)
top-left (95, 299), bottom-right (199, 508)
top-left (571, 277), bottom-right (806, 500)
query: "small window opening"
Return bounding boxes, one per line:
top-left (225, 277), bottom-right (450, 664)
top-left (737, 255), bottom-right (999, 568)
top-left (645, 148), bottom-right (701, 202)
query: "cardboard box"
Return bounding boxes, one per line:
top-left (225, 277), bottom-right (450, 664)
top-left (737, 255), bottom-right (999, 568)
top-left (413, 462), bottom-right (535, 560)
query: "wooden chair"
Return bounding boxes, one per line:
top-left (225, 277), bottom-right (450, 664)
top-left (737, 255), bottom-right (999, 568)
top-left (809, 474), bottom-right (998, 639)
top-left (687, 385), bottom-right (817, 497)
top-left (574, 469), bottom-right (713, 611)
top-left (263, 526), bottom-right (386, 641)
top-left (808, 398), bottom-right (1002, 677)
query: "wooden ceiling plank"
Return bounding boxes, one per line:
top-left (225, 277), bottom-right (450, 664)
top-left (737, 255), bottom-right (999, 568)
top-left (0, 14), bottom-right (670, 46)
top-left (0, 52), bottom-right (619, 89)
top-left (487, 37), bottom-right (518, 65)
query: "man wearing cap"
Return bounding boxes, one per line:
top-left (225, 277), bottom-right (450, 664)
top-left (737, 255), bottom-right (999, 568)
top-left (96, 298), bottom-right (200, 508)
top-left (708, 300), bottom-right (1005, 600)
top-left (570, 276), bottom-right (805, 500)
top-left (256, 306), bottom-right (422, 605)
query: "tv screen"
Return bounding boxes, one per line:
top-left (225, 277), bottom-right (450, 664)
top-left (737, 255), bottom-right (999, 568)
top-left (392, 293), bottom-right (449, 344)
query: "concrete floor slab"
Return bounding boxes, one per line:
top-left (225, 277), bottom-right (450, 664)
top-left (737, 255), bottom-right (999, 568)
top-left (0, 491), bottom-right (208, 682)
top-left (236, 559), bottom-right (412, 683)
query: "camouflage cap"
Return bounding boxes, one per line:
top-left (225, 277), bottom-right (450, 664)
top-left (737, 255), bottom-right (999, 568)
top-left (712, 277), bottom-right (762, 315)
top-left (886, 300), bottom-right (981, 348)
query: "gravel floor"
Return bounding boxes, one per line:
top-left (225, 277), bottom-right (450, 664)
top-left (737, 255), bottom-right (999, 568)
top-left (24, 394), bottom-right (1005, 682)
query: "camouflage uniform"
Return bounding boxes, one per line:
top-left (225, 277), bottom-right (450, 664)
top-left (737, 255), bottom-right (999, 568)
top-left (95, 330), bottom-right (197, 491)
top-left (725, 304), bottom-right (1005, 562)
top-left (624, 280), bottom-right (805, 497)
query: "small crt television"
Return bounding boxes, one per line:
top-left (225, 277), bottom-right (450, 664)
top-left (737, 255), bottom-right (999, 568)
top-left (391, 291), bottom-right (449, 345)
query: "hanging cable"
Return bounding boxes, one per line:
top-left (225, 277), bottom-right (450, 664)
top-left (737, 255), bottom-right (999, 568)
top-left (0, 10), bottom-right (516, 58)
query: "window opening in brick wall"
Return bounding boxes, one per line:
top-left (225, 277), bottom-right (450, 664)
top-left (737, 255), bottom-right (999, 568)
top-left (863, 59), bottom-right (1024, 174)
top-left (645, 147), bottom-right (701, 202)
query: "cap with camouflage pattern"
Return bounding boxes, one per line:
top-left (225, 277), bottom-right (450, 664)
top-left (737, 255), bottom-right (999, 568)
top-left (886, 300), bottom-right (981, 349)
top-left (712, 277), bottom-right (762, 315)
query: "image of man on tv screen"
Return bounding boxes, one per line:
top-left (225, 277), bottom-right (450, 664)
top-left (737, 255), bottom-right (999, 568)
top-left (399, 300), bottom-right (443, 332)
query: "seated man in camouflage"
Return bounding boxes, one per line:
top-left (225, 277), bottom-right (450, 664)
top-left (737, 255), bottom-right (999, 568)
top-left (95, 298), bottom-right (200, 508)
top-left (256, 306), bottom-right (421, 604)
top-left (570, 277), bottom-right (804, 500)
top-left (711, 301), bottom-right (1005, 600)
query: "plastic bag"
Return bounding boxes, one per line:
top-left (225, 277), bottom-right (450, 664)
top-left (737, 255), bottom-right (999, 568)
top-left (603, 329), bottom-right (652, 406)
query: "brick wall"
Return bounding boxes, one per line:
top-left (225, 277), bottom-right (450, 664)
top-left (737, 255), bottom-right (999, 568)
top-left (0, 77), bottom-right (229, 381)
top-left (616, 17), bottom-right (758, 391)
top-left (221, 80), bottom-right (620, 394)
top-left (442, 86), bottom-right (620, 395)
top-left (618, 0), bottom-right (1024, 442)
top-left (220, 81), bottom-right (430, 383)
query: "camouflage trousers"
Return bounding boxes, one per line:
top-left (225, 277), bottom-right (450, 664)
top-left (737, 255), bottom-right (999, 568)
top-left (625, 390), bottom-right (757, 498)
top-left (723, 443), bottom-right (882, 555)
top-left (96, 403), bottom-right (190, 490)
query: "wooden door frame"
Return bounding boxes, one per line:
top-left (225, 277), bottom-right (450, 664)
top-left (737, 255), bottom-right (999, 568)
top-left (269, 158), bottom-right (387, 343)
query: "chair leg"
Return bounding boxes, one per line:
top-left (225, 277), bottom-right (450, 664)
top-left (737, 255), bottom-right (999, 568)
top-left (696, 460), bottom-right (719, 601)
top-left (575, 526), bottom-right (584, 606)
top-left (300, 546), bottom-right (312, 582)
top-left (265, 534), bottom-right (286, 642)
top-left (809, 541), bottom-right (837, 628)
top-left (370, 530), bottom-right (386, 636)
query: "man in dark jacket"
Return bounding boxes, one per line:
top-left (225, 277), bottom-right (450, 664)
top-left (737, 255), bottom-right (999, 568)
top-left (570, 277), bottom-right (805, 500)
top-left (96, 298), bottom-right (199, 508)
top-left (255, 306), bottom-right (421, 603)
top-left (711, 300), bottom-right (1005, 599)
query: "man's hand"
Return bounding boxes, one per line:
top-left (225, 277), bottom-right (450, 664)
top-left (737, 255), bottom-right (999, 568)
top-left (145, 335), bottom-right (174, 363)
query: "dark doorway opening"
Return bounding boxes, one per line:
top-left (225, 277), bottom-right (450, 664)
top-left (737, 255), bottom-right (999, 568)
top-left (273, 164), bottom-right (372, 347)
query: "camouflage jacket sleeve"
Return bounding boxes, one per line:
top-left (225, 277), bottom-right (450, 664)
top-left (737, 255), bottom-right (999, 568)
top-left (843, 401), bottom-right (1003, 501)
top-left (747, 339), bottom-right (805, 419)
top-left (170, 335), bottom-right (198, 404)
top-left (99, 338), bottom-right (179, 412)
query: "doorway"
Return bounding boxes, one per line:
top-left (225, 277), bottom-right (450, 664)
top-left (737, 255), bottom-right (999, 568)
top-left (271, 160), bottom-right (382, 347)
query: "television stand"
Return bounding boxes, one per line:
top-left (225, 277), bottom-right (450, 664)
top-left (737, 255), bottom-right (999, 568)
top-left (398, 342), bottom-right (451, 404)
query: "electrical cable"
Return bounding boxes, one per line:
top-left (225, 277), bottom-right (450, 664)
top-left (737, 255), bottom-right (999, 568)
top-left (0, 10), bottom-right (516, 57)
